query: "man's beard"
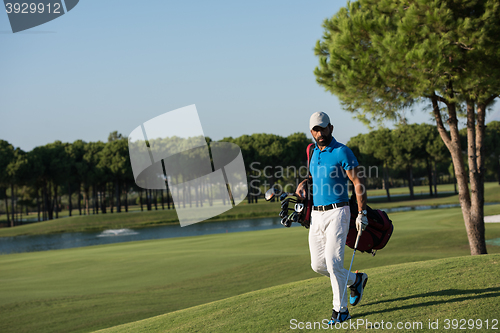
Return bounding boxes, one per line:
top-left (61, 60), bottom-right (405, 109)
top-left (315, 133), bottom-right (332, 147)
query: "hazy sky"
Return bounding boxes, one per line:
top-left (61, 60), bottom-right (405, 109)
top-left (1, 0), bottom-right (499, 152)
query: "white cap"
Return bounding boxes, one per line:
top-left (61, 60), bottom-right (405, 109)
top-left (309, 112), bottom-right (330, 130)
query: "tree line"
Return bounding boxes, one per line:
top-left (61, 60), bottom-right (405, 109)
top-left (348, 122), bottom-right (500, 201)
top-left (0, 132), bottom-right (136, 227)
top-left (0, 132), bottom-right (312, 227)
top-left (1, 122), bottom-right (499, 228)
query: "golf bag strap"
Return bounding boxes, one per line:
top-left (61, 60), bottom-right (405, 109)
top-left (303, 143), bottom-right (315, 225)
top-left (306, 143), bottom-right (314, 176)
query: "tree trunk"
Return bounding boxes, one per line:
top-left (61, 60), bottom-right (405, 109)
top-left (115, 181), bottom-right (121, 213)
top-left (426, 158), bottom-right (433, 197)
top-left (183, 182), bottom-right (187, 208)
top-left (247, 177), bottom-right (252, 204)
top-left (78, 184), bottom-right (82, 216)
top-left (383, 164), bottom-right (391, 201)
top-left (466, 100), bottom-right (487, 255)
top-left (54, 185), bottom-right (58, 219)
top-left (433, 161), bottom-right (438, 197)
top-left (84, 187), bottom-right (90, 216)
top-left (124, 183), bottom-right (128, 212)
top-left (42, 183), bottom-right (47, 221)
top-left (109, 184), bottom-right (114, 213)
top-left (207, 180), bottom-right (213, 206)
top-left (407, 164), bottom-right (414, 199)
top-left (154, 189), bottom-right (158, 210)
top-left (47, 184), bottom-right (54, 220)
top-left (67, 182), bottom-right (72, 217)
top-left (10, 183), bottom-right (15, 227)
top-left (198, 184), bottom-right (202, 207)
top-left (161, 189), bottom-right (164, 210)
top-left (497, 155), bottom-right (500, 185)
top-left (139, 189), bottom-right (143, 211)
top-left (94, 185), bottom-right (98, 215)
top-left (167, 185), bottom-right (171, 209)
top-left (453, 173), bottom-right (457, 194)
top-left (431, 94), bottom-right (487, 255)
top-left (100, 185), bottom-right (107, 214)
top-left (4, 188), bottom-right (11, 226)
top-left (146, 189), bottom-right (150, 211)
top-left (36, 188), bottom-right (40, 222)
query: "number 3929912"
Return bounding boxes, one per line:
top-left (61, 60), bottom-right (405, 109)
top-left (5, 3), bottom-right (62, 14)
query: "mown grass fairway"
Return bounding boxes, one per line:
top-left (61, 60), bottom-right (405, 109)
top-left (94, 254), bottom-right (500, 333)
top-left (1, 205), bottom-right (500, 333)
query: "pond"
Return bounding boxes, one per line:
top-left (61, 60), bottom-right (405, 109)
top-left (380, 202), bottom-right (500, 213)
top-left (0, 217), bottom-right (291, 255)
top-left (2, 202), bottom-right (499, 255)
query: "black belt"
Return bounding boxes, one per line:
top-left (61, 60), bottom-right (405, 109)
top-left (313, 202), bottom-right (349, 212)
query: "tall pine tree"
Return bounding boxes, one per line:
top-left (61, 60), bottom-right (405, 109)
top-left (315, 0), bottom-right (500, 255)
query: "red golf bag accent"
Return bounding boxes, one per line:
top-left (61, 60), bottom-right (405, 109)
top-left (346, 194), bottom-right (394, 253)
top-left (301, 143), bottom-right (315, 228)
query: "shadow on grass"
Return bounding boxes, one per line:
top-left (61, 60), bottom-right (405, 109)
top-left (357, 287), bottom-right (500, 317)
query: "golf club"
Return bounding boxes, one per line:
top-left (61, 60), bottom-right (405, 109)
top-left (279, 192), bottom-right (289, 201)
top-left (280, 192), bottom-right (298, 201)
top-left (281, 214), bottom-right (291, 227)
top-left (264, 187), bottom-right (281, 201)
top-left (281, 199), bottom-right (290, 210)
top-left (336, 227), bottom-right (363, 323)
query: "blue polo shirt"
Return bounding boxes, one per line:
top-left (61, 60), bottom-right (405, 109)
top-left (310, 137), bottom-right (359, 206)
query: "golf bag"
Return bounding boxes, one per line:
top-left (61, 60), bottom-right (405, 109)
top-left (346, 193), bottom-right (394, 254)
top-left (300, 143), bottom-right (315, 228)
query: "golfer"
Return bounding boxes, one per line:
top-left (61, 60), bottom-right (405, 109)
top-left (296, 112), bottom-right (369, 324)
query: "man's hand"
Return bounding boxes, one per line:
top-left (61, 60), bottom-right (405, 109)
top-left (356, 214), bottom-right (368, 232)
top-left (295, 179), bottom-right (309, 199)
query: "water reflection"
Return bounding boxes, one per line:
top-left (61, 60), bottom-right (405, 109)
top-left (0, 217), bottom-right (285, 255)
top-left (3, 202), bottom-right (499, 255)
top-left (381, 202), bottom-right (500, 214)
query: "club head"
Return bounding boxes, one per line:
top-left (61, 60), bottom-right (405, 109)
top-left (290, 211), bottom-right (299, 223)
top-left (264, 187), bottom-right (281, 201)
top-left (281, 199), bottom-right (290, 209)
top-left (281, 216), bottom-right (291, 227)
top-left (279, 192), bottom-right (288, 201)
top-left (279, 210), bottom-right (288, 218)
top-left (294, 203), bottom-right (304, 213)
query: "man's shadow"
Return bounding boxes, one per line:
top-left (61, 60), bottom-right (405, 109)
top-left (355, 287), bottom-right (500, 317)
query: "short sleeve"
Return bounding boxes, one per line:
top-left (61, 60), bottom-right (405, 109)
top-left (340, 146), bottom-right (359, 170)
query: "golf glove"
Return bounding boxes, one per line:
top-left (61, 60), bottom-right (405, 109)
top-left (356, 214), bottom-right (368, 232)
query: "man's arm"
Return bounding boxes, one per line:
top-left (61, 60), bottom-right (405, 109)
top-left (346, 166), bottom-right (367, 213)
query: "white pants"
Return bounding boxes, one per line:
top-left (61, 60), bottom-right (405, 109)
top-left (309, 206), bottom-right (357, 312)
